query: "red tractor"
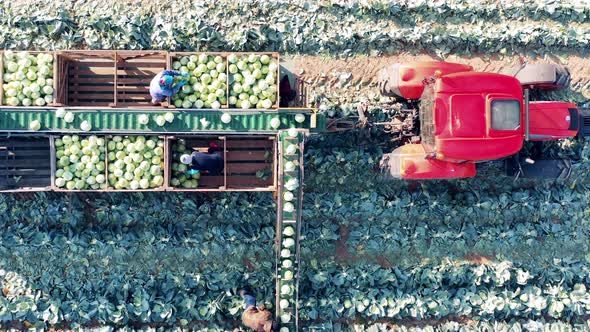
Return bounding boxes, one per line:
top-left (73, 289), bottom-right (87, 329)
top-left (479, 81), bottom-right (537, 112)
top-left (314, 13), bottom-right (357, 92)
top-left (376, 61), bottom-right (590, 180)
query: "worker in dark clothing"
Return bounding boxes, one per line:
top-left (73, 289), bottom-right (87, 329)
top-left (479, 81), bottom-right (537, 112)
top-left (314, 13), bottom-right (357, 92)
top-left (239, 289), bottom-right (277, 332)
top-left (279, 76), bottom-right (296, 107)
top-left (150, 70), bottom-right (189, 105)
top-left (180, 142), bottom-right (224, 176)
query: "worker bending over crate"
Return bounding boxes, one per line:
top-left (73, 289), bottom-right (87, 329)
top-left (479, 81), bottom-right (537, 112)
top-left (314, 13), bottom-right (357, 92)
top-left (150, 70), bottom-right (189, 105)
top-left (179, 142), bottom-right (224, 176)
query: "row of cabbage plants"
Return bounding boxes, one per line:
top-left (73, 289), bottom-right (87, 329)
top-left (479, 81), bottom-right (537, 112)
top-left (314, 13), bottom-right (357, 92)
top-left (2, 1), bottom-right (590, 55)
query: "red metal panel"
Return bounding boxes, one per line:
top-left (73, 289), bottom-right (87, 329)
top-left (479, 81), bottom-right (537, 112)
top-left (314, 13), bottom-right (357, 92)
top-left (386, 144), bottom-right (476, 179)
top-left (449, 94), bottom-right (486, 137)
top-left (434, 135), bottom-right (523, 162)
top-left (529, 101), bottom-right (578, 140)
top-left (397, 61), bottom-right (473, 99)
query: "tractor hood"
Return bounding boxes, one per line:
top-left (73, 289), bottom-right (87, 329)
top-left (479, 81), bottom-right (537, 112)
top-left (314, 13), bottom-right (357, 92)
top-left (424, 72), bottom-right (525, 161)
top-left (529, 101), bottom-right (579, 140)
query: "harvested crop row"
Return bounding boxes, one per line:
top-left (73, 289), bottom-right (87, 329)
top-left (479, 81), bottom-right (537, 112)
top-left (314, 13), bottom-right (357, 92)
top-left (5, 4), bottom-right (590, 55)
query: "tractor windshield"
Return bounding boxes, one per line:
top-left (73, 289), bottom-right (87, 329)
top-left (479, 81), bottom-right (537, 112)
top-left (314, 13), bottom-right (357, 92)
top-left (419, 83), bottom-right (435, 145)
top-left (491, 99), bottom-right (521, 130)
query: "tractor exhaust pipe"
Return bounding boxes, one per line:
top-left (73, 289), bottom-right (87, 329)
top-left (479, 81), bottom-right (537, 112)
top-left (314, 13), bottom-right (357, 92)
top-left (524, 88), bottom-right (530, 141)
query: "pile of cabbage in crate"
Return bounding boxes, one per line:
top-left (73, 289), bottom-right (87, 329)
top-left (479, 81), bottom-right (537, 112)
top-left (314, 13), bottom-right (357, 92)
top-left (228, 53), bottom-right (278, 109)
top-left (170, 139), bottom-right (200, 189)
top-left (54, 135), bottom-right (107, 190)
top-left (2, 51), bottom-right (54, 106)
top-left (107, 136), bottom-right (165, 190)
top-left (171, 54), bottom-right (227, 109)
top-left (54, 135), bottom-right (166, 190)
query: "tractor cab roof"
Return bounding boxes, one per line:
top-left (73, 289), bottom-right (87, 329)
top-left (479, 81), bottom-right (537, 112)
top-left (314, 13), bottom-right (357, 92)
top-left (422, 71), bottom-right (525, 162)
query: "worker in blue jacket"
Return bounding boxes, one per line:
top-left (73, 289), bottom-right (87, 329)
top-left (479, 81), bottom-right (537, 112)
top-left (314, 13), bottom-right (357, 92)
top-left (180, 142), bottom-right (224, 176)
top-left (150, 70), bottom-right (189, 105)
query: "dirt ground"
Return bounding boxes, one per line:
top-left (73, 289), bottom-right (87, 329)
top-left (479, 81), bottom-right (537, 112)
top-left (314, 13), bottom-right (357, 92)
top-left (291, 53), bottom-right (590, 96)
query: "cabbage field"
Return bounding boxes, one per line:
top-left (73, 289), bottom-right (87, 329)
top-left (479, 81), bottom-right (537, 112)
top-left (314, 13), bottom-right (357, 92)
top-left (2, 0), bottom-right (590, 331)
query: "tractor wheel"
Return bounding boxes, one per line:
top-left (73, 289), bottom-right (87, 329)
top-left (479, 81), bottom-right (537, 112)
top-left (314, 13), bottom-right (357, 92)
top-left (512, 63), bottom-right (570, 89)
top-left (377, 64), bottom-right (402, 98)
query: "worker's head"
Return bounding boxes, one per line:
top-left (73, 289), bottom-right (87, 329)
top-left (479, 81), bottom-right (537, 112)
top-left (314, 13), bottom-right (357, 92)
top-left (180, 154), bottom-right (192, 165)
top-left (159, 75), bottom-right (174, 87)
top-left (208, 142), bottom-right (221, 153)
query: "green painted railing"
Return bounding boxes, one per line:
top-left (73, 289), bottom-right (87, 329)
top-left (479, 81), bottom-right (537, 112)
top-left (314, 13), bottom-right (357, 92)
top-left (0, 108), bottom-right (325, 134)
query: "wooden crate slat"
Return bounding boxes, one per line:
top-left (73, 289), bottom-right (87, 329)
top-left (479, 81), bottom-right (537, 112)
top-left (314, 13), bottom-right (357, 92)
top-left (2, 159), bottom-right (52, 168)
top-left (118, 52), bottom-right (167, 60)
top-left (116, 96), bottom-right (152, 101)
top-left (226, 162), bottom-right (270, 174)
top-left (68, 62), bottom-right (115, 68)
top-left (197, 175), bottom-right (224, 187)
top-left (67, 93), bottom-right (117, 100)
top-left (117, 69), bottom-right (163, 76)
top-left (116, 91), bottom-right (151, 97)
top-left (0, 150), bottom-right (50, 157)
top-left (226, 140), bottom-right (274, 148)
top-left (0, 140), bottom-right (50, 148)
top-left (115, 101), bottom-right (153, 106)
top-left (0, 169), bottom-right (51, 176)
top-left (68, 101), bottom-right (113, 106)
top-left (68, 85), bottom-right (116, 92)
top-left (2, 178), bottom-right (51, 187)
top-left (68, 68), bottom-right (115, 76)
top-left (69, 77), bottom-right (116, 84)
top-left (0, 137), bottom-right (52, 190)
top-left (227, 175), bottom-right (273, 187)
top-left (226, 150), bottom-right (268, 161)
top-left (116, 62), bottom-right (167, 68)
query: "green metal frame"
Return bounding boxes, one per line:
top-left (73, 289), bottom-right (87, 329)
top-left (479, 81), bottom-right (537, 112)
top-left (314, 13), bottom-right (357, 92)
top-left (275, 130), bottom-right (304, 331)
top-left (0, 107), bottom-right (325, 134)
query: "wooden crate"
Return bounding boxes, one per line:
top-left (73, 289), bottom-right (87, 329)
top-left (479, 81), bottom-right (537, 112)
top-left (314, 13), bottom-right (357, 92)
top-left (0, 51), bottom-right (58, 106)
top-left (167, 135), bottom-right (277, 191)
top-left (168, 52), bottom-right (229, 109)
top-left (115, 51), bottom-right (167, 107)
top-left (55, 50), bottom-right (167, 107)
top-left (105, 134), bottom-right (167, 191)
top-left (55, 50), bottom-right (116, 107)
top-left (225, 136), bottom-right (276, 189)
top-left (0, 135), bottom-right (52, 191)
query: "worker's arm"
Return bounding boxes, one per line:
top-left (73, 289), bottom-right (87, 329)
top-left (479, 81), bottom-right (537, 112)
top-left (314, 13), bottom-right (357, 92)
top-left (186, 168), bottom-right (200, 175)
top-left (163, 70), bottom-right (189, 86)
top-left (186, 152), bottom-right (201, 175)
top-left (160, 70), bottom-right (190, 96)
